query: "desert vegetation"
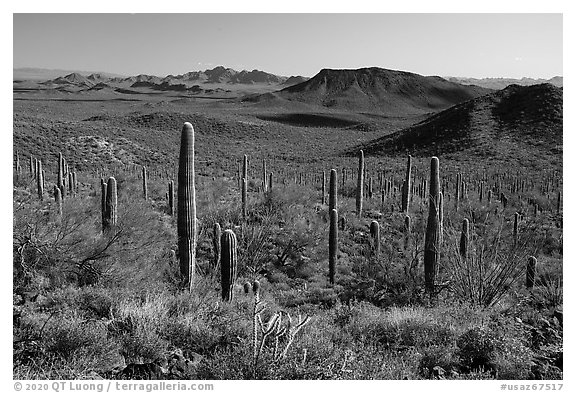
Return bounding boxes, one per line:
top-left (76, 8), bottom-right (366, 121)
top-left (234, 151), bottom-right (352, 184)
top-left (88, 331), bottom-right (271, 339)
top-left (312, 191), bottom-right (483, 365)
top-left (13, 66), bottom-right (562, 380)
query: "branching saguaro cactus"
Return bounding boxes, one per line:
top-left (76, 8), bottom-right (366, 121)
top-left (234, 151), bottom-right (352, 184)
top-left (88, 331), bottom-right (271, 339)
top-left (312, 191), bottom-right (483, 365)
top-left (402, 155), bottom-right (412, 213)
top-left (177, 122), bottom-right (197, 290)
top-left (370, 220), bottom-right (380, 257)
top-left (459, 218), bottom-right (469, 259)
top-left (142, 166), bottom-right (148, 200)
top-left (356, 150), bottom-right (364, 217)
top-left (329, 208), bottom-right (338, 285)
top-left (424, 157), bottom-right (441, 298)
top-left (213, 223), bottom-right (222, 270)
top-left (526, 256), bottom-right (537, 289)
top-left (220, 229), bottom-right (237, 301)
top-left (36, 160), bottom-right (44, 201)
top-left (103, 177), bottom-right (118, 232)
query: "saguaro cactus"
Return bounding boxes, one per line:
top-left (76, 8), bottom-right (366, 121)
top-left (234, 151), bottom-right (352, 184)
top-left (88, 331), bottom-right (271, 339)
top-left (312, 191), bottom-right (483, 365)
top-left (424, 157), bottom-right (441, 297)
top-left (356, 150), bottom-right (364, 217)
top-left (370, 220), bottom-right (380, 257)
top-left (36, 160), bottom-right (44, 201)
top-left (54, 185), bottom-right (62, 215)
top-left (177, 122), bottom-right (197, 290)
top-left (242, 178), bottom-right (248, 219)
top-left (329, 169), bottom-right (337, 213)
top-left (459, 218), bottom-right (469, 259)
top-left (213, 222), bottom-right (222, 269)
top-left (103, 177), bottom-right (118, 232)
top-left (262, 159), bottom-right (267, 192)
top-left (57, 153), bottom-right (65, 199)
top-left (404, 215), bottom-right (411, 250)
top-left (402, 155), bottom-right (412, 213)
top-left (168, 180), bottom-right (175, 216)
top-left (220, 229), bottom-right (238, 301)
top-left (329, 208), bottom-right (338, 285)
top-left (321, 171), bottom-right (326, 205)
top-left (142, 166), bottom-right (148, 200)
top-left (101, 178), bottom-right (107, 230)
top-left (243, 154), bottom-right (248, 185)
top-left (526, 256), bottom-right (537, 289)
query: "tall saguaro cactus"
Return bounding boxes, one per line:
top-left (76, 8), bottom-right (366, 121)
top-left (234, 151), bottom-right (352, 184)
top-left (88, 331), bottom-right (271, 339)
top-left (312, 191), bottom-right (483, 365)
top-left (54, 185), bottom-right (62, 215)
top-left (36, 160), bottom-right (44, 201)
top-left (402, 155), bottom-right (412, 213)
top-left (329, 169), bottom-right (337, 213)
top-left (424, 157), bottom-right (441, 297)
top-left (220, 229), bottom-right (238, 301)
top-left (101, 178), bottom-right (107, 230)
top-left (103, 177), bottom-right (118, 232)
top-left (356, 150), bottom-right (364, 217)
top-left (321, 171), bottom-right (326, 205)
top-left (177, 122), bottom-right (197, 290)
top-left (57, 152), bottom-right (65, 199)
top-left (262, 159), bottom-right (267, 192)
top-left (370, 220), bottom-right (380, 257)
top-left (329, 208), bottom-right (338, 285)
top-left (459, 218), bottom-right (469, 259)
top-left (526, 256), bottom-right (537, 289)
top-left (242, 178), bottom-right (248, 219)
top-left (142, 166), bottom-right (148, 200)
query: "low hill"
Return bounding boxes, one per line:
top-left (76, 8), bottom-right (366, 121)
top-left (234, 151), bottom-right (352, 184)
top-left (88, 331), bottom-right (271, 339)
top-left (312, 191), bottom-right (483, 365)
top-left (351, 83), bottom-right (562, 168)
top-left (257, 67), bottom-right (492, 115)
top-left (443, 76), bottom-right (563, 90)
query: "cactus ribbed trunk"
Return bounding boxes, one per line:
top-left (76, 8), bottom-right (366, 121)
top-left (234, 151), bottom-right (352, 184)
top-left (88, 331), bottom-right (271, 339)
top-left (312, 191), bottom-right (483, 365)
top-left (459, 218), bottom-right (469, 259)
top-left (242, 154), bottom-right (248, 185)
top-left (142, 166), bottom-right (148, 200)
top-left (54, 185), bottom-right (62, 215)
top-left (220, 229), bottom-right (238, 301)
top-left (526, 256), bottom-right (537, 289)
top-left (370, 220), bottom-right (380, 257)
top-left (329, 169), bottom-right (337, 213)
top-left (356, 150), bottom-right (364, 217)
top-left (213, 223), bottom-right (222, 270)
top-left (101, 178), bottom-right (107, 231)
top-left (329, 208), bottom-right (338, 285)
top-left (402, 155), bottom-right (412, 213)
top-left (103, 177), bottom-right (117, 232)
top-left (424, 157), bottom-right (441, 297)
top-left (404, 215), bottom-right (411, 250)
top-left (241, 178), bottom-right (248, 219)
top-left (57, 152), bottom-right (65, 199)
top-left (321, 171), bottom-right (326, 205)
top-left (168, 180), bottom-right (175, 216)
top-left (36, 160), bottom-right (44, 201)
top-left (177, 123), bottom-right (197, 290)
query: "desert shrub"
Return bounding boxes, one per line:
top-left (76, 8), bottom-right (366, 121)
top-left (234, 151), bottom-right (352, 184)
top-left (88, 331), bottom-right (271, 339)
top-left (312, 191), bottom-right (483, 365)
top-left (456, 326), bottom-right (498, 371)
top-left (418, 345), bottom-right (460, 377)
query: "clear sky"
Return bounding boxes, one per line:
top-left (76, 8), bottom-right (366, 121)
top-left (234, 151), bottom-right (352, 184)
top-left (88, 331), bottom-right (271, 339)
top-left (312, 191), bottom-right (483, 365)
top-left (13, 13), bottom-right (563, 79)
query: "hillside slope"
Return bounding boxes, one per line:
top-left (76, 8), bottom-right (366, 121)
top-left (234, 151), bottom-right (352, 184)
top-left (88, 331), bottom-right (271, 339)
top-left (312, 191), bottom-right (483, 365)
top-left (351, 83), bottom-right (562, 168)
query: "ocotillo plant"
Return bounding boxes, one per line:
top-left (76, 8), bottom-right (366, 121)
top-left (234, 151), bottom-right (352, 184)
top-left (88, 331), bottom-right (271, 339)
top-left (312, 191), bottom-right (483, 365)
top-left (356, 150), bottom-right (364, 217)
top-left (369, 220), bottom-right (380, 257)
top-left (242, 178), bottom-right (248, 219)
top-left (53, 185), bottom-right (62, 215)
top-left (329, 169), bottom-right (337, 213)
top-left (526, 256), bottom-right (537, 289)
top-left (220, 229), bottom-right (237, 301)
top-left (103, 177), bottom-right (118, 232)
top-left (213, 223), bottom-right (222, 270)
top-left (36, 160), bottom-right (43, 201)
top-left (177, 122), bottom-right (197, 290)
top-left (329, 208), bottom-right (338, 285)
top-left (424, 157), bottom-right (441, 298)
top-left (402, 155), bottom-right (412, 213)
top-left (142, 166), bottom-right (148, 200)
top-left (460, 218), bottom-right (469, 259)
top-left (168, 180), bottom-right (175, 216)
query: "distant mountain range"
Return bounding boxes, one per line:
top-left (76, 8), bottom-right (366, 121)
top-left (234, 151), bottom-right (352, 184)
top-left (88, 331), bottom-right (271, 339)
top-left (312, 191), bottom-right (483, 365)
top-left (443, 76), bottom-right (563, 89)
top-left (14, 66), bottom-right (310, 93)
top-left (244, 67), bottom-right (492, 115)
top-left (13, 67), bottom-right (125, 81)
